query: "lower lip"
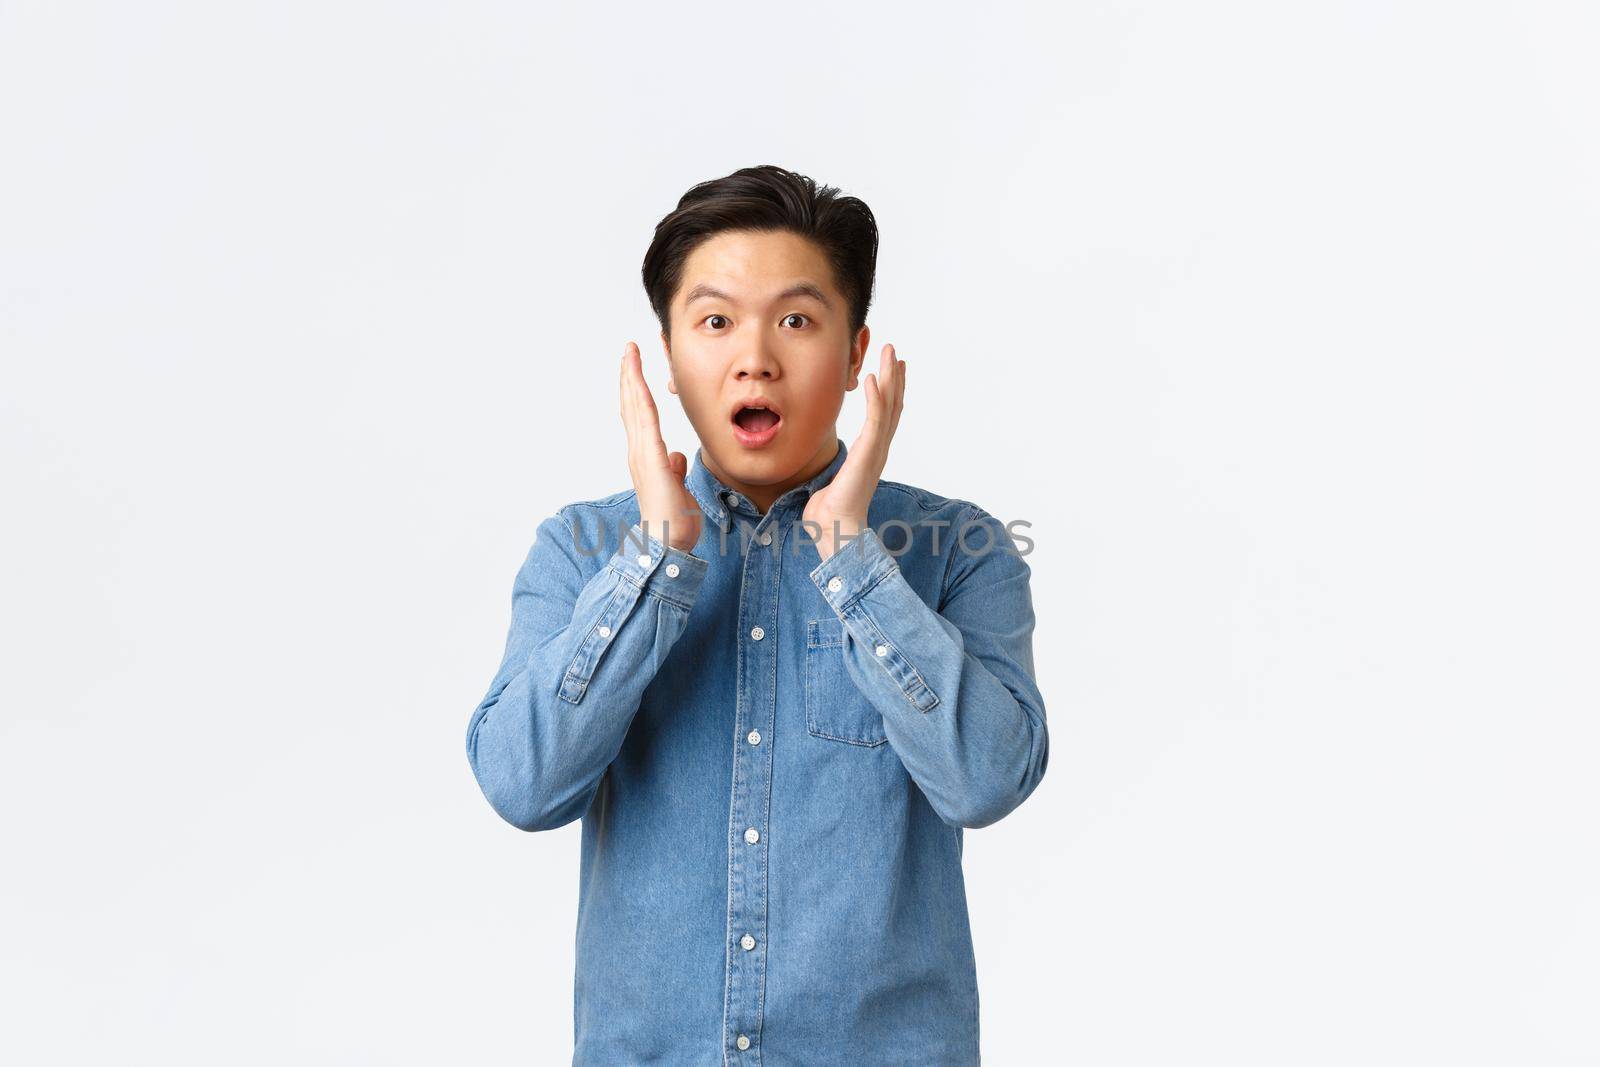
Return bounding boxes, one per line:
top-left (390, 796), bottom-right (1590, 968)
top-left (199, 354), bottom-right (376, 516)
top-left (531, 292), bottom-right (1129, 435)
top-left (731, 415), bottom-right (782, 448)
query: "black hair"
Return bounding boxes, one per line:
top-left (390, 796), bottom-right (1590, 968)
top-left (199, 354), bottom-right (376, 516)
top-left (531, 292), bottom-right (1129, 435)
top-left (642, 164), bottom-right (879, 345)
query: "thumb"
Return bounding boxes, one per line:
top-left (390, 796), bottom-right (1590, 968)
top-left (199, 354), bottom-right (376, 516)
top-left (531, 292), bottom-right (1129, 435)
top-left (668, 451), bottom-right (687, 480)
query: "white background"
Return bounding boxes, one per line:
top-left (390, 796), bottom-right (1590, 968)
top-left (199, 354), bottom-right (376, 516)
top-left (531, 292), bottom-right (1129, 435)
top-left (3, 2), bottom-right (1596, 1064)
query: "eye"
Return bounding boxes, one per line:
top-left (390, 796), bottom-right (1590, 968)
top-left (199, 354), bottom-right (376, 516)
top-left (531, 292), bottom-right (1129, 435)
top-left (782, 313), bottom-right (810, 329)
top-left (702, 314), bottom-right (730, 331)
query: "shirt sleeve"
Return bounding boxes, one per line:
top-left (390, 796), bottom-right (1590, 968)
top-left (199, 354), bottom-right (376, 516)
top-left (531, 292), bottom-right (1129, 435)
top-left (807, 506), bottom-right (1049, 829)
top-left (466, 510), bottom-right (709, 831)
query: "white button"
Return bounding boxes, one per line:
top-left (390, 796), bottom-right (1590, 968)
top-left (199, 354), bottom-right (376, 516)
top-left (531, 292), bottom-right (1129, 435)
top-left (665, 563), bottom-right (680, 577)
top-left (741, 934), bottom-right (756, 951)
top-left (875, 644), bottom-right (888, 657)
top-left (725, 492), bottom-right (738, 507)
top-left (758, 529), bottom-right (772, 545)
top-left (746, 729), bottom-right (761, 745)
top-left (736, 1035), bottom-right (750, 1051)
top-left (597, 625), bottom-right (611, 638)
top-left (744, 827), bottom-right (760, 844)
top-left (827, 576), bottom-right (843, 592)
top-left (750, 626), bottom-right (764, 641)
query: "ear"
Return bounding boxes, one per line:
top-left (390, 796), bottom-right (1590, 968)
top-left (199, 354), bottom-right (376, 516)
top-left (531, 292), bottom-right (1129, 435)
top-left (660, 330), bottom-right (678, 395)
top-left (845, 324), bottom-right (870, 391)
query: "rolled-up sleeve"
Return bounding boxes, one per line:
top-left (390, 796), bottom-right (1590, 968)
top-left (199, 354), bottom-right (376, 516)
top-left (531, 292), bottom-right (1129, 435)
top-left (807, 507), bottom-right (1049, 829)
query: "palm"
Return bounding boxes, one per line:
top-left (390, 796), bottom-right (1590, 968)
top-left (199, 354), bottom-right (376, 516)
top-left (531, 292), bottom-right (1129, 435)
top-left (804, 344), bottom-right (905, 559)
top-left (621, 341), bottom-right (701, 551)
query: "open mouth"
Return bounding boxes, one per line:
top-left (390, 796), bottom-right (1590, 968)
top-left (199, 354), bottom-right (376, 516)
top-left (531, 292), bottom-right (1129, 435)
top-left (730, 398), bottom-right (783, 445)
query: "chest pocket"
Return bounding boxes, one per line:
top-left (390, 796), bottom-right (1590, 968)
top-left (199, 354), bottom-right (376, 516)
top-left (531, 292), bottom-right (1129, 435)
top-left (804, 616), bottom-right (888, 747)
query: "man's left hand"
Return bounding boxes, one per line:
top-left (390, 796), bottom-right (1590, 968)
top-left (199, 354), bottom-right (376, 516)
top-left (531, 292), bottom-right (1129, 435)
top-left (804, 343), bottom-right (905, 561)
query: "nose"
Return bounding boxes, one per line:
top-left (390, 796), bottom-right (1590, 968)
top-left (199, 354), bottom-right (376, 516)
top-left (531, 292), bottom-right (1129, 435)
top-left (731, 337), bottom-right (779, 380)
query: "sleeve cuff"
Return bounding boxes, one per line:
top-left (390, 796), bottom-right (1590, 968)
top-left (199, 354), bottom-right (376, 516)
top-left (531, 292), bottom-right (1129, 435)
top-left (607, 521), bottom-right (710, 606)
top-left (808, 525), bottom-right (900, 614)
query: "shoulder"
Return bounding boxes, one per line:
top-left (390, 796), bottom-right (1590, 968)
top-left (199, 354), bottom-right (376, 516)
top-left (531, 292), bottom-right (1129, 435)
top-left (873, 478), bottom-right (988, 524)
top-left (551, 487), bottom-right (641, 531)
top-left (874, 478), bottom-right (1033, 582)
top-left (525, 488), bottom-right (640, 562)
top-left (557, 486), bottom-right (638, 516)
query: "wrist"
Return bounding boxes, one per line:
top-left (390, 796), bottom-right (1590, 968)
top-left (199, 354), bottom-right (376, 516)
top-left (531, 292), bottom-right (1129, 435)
top-left (639, 514), bottom-right (699, 553)
top-left (806, 514), bottom-right (866, 561)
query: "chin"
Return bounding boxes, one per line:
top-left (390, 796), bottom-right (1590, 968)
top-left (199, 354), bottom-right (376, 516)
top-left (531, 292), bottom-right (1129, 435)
top-left (713, 445), bottom-right (806, 484)
top-left (705, 429), bottom-right (824, 486)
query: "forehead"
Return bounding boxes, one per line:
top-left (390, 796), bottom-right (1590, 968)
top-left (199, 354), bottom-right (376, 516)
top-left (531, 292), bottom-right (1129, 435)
top-left (676, 229), bottom-right (839, 306)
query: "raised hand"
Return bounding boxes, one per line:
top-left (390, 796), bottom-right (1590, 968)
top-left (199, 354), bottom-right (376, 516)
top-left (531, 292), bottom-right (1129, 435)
top-left (620, 341), bottom-right (702, 552)
top-left (803, 343), bottom-right (905, 561)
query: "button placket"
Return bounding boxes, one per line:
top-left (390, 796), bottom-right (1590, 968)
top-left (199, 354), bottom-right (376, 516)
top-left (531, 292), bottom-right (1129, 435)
top-left (724, 509), bottom-right (777, 1057)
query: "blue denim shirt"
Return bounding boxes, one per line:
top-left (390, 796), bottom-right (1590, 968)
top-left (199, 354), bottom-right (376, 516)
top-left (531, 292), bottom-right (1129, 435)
top-left (466, 437), bottom-right (1049, 1065)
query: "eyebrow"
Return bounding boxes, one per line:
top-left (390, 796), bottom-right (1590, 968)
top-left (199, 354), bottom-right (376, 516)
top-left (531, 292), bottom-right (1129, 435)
top-left (683, 282), bottom-right (832, 309)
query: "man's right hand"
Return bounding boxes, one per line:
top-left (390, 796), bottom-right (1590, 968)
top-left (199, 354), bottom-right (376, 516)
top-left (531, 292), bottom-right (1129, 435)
top-left (620, 341), bottom-right (703, 553)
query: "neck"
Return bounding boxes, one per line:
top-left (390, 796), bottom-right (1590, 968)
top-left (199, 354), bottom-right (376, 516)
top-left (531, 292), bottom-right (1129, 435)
top-left (705, 434), bottom-right (841, 514)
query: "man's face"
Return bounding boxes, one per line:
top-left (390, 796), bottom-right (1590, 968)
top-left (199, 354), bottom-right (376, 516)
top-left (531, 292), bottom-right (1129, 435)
top-left (662, 228), bottom-right (868, 502)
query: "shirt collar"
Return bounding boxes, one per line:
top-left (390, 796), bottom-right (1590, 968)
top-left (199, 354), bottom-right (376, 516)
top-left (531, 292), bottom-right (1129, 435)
top-left (685, 437), bottom-right (849, 533)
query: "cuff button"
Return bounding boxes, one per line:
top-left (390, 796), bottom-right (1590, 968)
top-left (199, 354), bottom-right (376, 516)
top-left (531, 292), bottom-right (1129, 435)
top-left (665, 563), bottom-right (680, 578)
top-left (827, 576), bottom-right (843, 592)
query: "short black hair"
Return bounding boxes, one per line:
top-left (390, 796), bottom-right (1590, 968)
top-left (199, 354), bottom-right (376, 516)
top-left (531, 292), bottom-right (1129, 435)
top-left (642, 164), bottom-right (879, 345)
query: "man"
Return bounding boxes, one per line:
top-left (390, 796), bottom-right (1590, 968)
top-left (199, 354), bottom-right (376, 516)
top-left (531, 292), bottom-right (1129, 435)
top-left (466, 164), bottom-right (1049, 1065)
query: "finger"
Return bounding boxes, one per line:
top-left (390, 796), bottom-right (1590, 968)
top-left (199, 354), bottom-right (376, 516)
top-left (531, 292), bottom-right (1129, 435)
top-left (871, 346), bottom-right (900, 468)
top-left (624, 343), bottom-right (649, 428)
top-left (628, 344), bottom-right (670, 463)
top-left (624, 343), bottom-right (649, 460)
top-left (623, 344), bottom-right (667, 465)
top-left (621, 344), bottom-right (638, 456)
top-left (864, 345), bottom-right (894, 448)
top-left (890, 345), bottom-right (905, 434)
top-left (896, 363), bottom-right (908, 438)
top-left (880, 345), bottom-right (898, 435)
top-left (851, 370), bottom-right (887, 477)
